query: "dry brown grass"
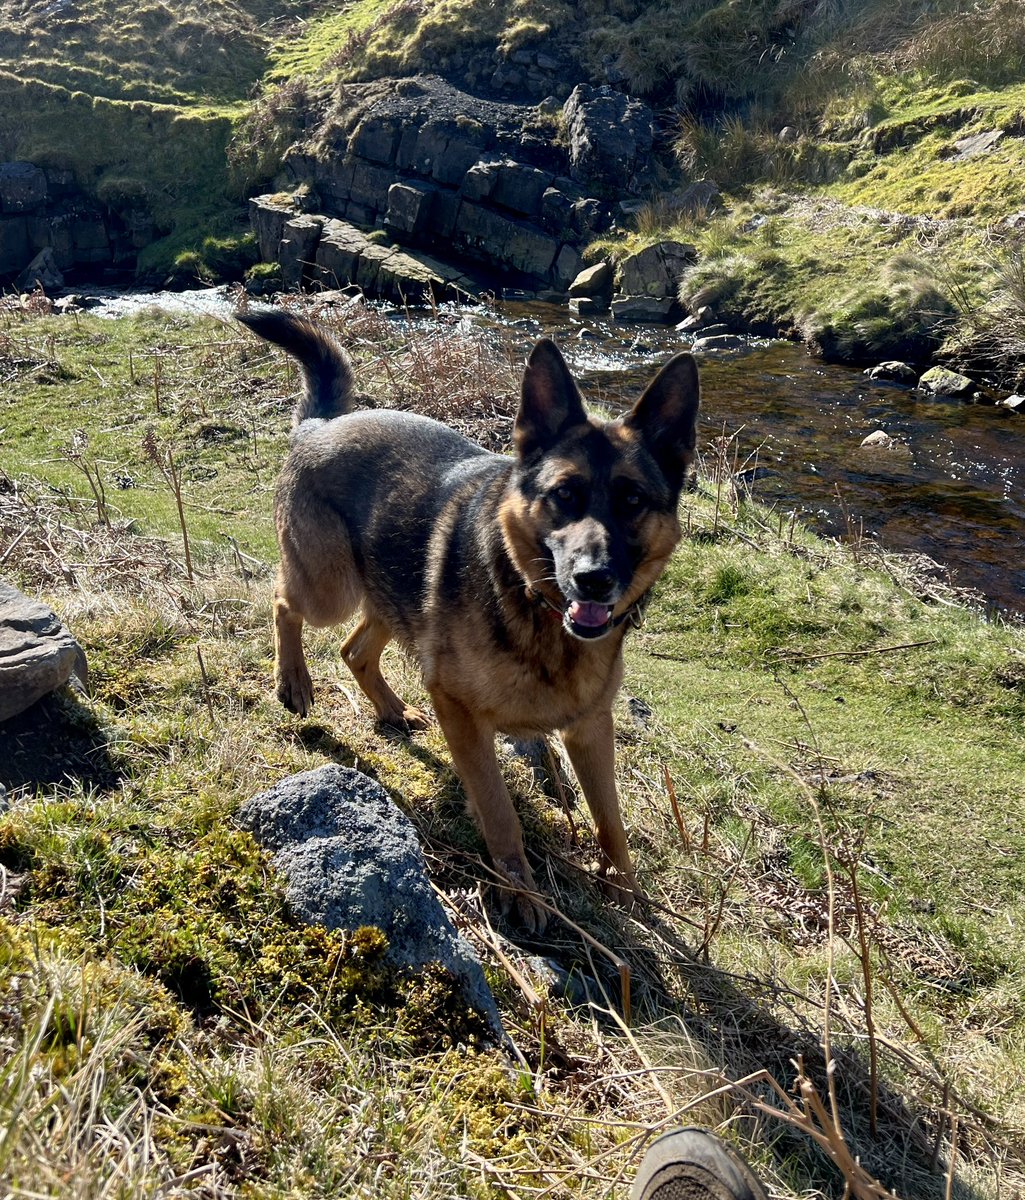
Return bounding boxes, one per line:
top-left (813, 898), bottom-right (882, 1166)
top-left (243, 292), bottom-right (522, 451)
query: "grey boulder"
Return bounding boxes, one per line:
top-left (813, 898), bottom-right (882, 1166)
top-left (618, 241), bottom-right (696, 298)
top-left (918, 366), bottom-right (977, 398)
top-left (864, 361), bottom-right (918, 386)
top-left (0, 583), bottom-right (88, 723)
top-left (238, 764), bottom-right (502, 1035)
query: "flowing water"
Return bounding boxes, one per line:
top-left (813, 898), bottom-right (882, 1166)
top-left (88, 287), bottom-right (1025, 616)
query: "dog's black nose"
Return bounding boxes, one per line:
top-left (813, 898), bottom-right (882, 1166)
top-left (573, 565), bottom-right (616, 600)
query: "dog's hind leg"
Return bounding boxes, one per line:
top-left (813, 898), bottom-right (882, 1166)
top-left (341, 612), bottom-right (430, 731)
top-left (561, 708), bottom-right (640, 901)
top-left (274, 522), bottom-right (361, 718)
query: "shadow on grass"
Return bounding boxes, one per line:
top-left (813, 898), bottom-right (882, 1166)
top-left (0, 686), bottom-right (124, 796)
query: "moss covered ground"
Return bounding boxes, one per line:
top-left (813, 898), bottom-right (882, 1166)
top-left (2, 296), bottom-right (1024, 1197)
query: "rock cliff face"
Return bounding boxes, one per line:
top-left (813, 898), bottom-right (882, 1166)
top-left (0, 160), bottom-right (150, 284)
top-left (257, 76), bottom-right (656, 294)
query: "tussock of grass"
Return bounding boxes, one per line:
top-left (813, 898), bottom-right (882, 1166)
top-left (2, 303), bottom-right (1025, 1197)
top-left (645, 194), bottom-right (975, 361)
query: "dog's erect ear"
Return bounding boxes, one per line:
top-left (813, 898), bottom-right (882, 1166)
top-left (514, 339), bottom-right (589, 460)
top-left (623, 353), bottom-right (701, 492)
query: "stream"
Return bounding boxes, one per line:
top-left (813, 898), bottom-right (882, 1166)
top-left (89, 286), bottom-right (1025, 617)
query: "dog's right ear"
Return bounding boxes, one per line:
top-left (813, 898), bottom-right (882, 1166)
top-left (514, 339), bottom-right (588, 460)
top-left (624, 352), bottom-right (701, 493)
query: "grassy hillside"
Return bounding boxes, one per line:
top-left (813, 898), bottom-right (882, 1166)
top-left (0, 0), bottom-right (313, 104)
top-left (0, 0), bottom-right (320, 275)
top-left (4, 0), bottom-right (1025, 378)
top-left (2, 295), bottom-right (1024, 1197)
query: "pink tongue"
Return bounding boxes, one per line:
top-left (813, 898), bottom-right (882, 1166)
top-left (568, 600), bottom-right (611, 627)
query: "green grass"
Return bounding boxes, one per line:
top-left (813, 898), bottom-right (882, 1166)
top-left (0, 308), bottom-right (284, 561)
top-left (0, 0), bottom-right (307, 106)
top-left (818, 73), bottom-right (1025, 221)
top-left (2, 302), bottom-right (1025, 1197)
top-left (587, 195), bottom-right (980, 363)
top-left (265, 0), bottom-right (398, 83)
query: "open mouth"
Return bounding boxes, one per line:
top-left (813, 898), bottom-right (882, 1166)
top-left (564, 599), bottom-right (615, 640)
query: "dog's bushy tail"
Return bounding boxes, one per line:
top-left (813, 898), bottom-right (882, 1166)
top-left (237, 308), bottom-right (355, 426)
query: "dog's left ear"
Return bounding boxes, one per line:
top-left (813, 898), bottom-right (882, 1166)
top-left (514, 339), bottom-right (589, 460)
top-left (624, 353), bottom-right (700, 492)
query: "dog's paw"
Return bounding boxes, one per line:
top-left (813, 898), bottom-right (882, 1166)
top-left (379, 705), bottom-right (431, 733)
top-left (399, 705), bottom-right (431, 731)
top-left (276, 667), bottom-right (314, 717)
top-left (495, 856), bottom-right (549, 935)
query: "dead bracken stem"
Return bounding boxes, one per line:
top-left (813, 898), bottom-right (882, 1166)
top-left (59, 430), bottom-right (110, 529)
top-left (143, 427), bottom-right (194, 583)
top-left (743, 1062), bottom-right (896, 1200)
top-left (734, 698), bottom-right (982, 1187)
top-left (773, 639), bottom-right (938, 664)
top-left (662, 763), bottom-right (692, 853)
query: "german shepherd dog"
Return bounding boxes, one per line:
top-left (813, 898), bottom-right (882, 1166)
top-left (239, 309), bottom-right (700, 931)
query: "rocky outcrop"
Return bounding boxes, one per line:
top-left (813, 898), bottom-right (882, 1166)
top-left (0, 160), bottom-right (149, 284)
top-left (0, 583), bottom-right (88, 722)
top-left (562, 85), bottom-right (655, 192)
top-left (238, 764), bottom-right (502, 1035)
top-left (257, 76), bottom-right (659, 294)
top-left (249, 201), bottom-right (479, 302)
top-left (592, 239), bottom-right (697, 323)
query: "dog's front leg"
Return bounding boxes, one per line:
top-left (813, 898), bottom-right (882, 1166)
top-left (274, 593), bottom-right (314, 717)
top-left (431, 690), bottom-right (548, 934)
top-left (561, 707), bottom-right (640, 902)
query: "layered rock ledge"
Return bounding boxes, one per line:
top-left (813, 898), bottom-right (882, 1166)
top-left (250, 75), bottom-right (658, 297)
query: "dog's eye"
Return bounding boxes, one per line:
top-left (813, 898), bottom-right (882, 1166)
top-left (618, 484), bottom-right (647, 512)
top-left (551, 481), bottom-right (584, 509)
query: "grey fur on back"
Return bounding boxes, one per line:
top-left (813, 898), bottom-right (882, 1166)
top-left (237, 309), bottom-right (355, 427)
